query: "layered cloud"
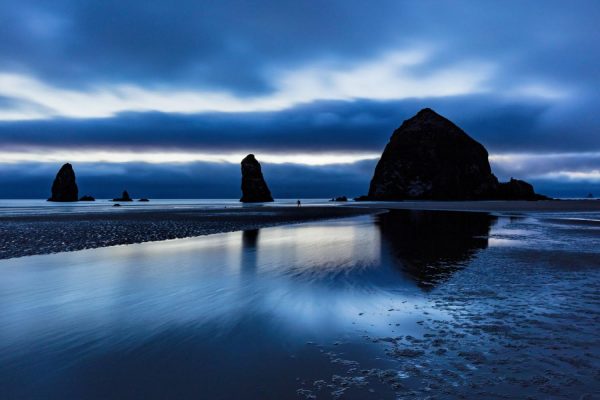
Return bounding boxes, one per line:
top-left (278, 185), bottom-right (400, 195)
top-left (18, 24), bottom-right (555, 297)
top-left (0, 0), bottom-right (598, 197)
top-left (0, 50), bottom-right (495, 120)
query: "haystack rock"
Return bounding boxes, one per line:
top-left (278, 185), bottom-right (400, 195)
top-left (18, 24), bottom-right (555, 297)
top-left (364, 108), bottom-right (545, 200)
top-left (240, 154), bottom-right (274, 203)
top-left (48, 163), bottom-right (78, 202)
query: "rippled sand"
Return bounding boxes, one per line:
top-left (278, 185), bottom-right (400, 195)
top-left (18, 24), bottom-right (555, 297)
top-left (298, 214), bottom-right (600, 398)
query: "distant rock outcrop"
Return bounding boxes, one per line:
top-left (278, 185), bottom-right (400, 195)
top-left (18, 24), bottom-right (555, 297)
top-left (496, 178), bottom-right (538, 200)
top-left (112, 190), bottom-right (133, 202)
top-left (330, 196), bottom-right (348, 202)
top-left (48, 163), bottom-right (78, 202)
top-left (240, 154), bottom-right (274, 203)
top-left (79, 195), bottom-right (95, 201)
top-left (138, 198), bottom-right (149, 202)
top-left (362, 108), bottom-right (547, 201)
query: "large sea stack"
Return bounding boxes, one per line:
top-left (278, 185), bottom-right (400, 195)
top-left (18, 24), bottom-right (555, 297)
top-left (240, 154), bottom-right (274, 203)
top-left (48, 163), bottom-right (79, 202)
top-left (364, 108), bottom-right (545, 200)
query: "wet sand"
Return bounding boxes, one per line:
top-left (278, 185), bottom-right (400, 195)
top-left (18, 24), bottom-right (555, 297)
top-left (2, 200), bottom-right (599, 260)
top-left (0, 206), bottom-right (378, 260)
top-left (350, 199), bottom-right (600, 214)
top-left (1, 209), bottom-right (598, 399)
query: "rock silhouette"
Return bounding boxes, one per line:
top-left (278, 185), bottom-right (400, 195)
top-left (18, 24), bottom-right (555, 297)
top-left (112, 190), bottom-right (133, 202)
top-left (79, 195), bottom-right (95, 201)
top-left (497, 178), bottom-right (537, 200)
top-left (364, 108), bottom-right (546, 200)
top-left (240, 154), bottom-right (273, 203)
top-left (48, 163), bottom-right (78, 202)
top-left (330, 196), bottom-right (348, 202)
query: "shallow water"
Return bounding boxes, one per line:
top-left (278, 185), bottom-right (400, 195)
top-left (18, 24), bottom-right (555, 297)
top-left (0, 198), bottom-right (336, 216)
top-left (0, 210), bottom-right (598, 399)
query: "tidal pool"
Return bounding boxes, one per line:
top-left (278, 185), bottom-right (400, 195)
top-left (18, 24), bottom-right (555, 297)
top-left (0, 210), bottom-right (598, 399)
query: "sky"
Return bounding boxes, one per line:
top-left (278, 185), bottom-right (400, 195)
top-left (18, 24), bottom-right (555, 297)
top-left (0, 0), bottom-right (599, 198)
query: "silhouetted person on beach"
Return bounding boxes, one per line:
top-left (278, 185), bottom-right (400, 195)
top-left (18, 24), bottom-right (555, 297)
top-left (297, 200), bottom-right (301, 207)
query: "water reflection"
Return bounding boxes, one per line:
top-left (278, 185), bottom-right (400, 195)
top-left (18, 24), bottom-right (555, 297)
top-left (376, 210), bottom-right (496, 289)
top-left (242, 228), bottom-right (260, 248)
top-left (241, 229), bottom-right (260, 276)
top-left (0, 211), bottom-right (496, 399)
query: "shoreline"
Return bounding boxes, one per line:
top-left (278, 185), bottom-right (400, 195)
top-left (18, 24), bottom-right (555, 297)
top-left (1, 199), bottom-right (599, 261)
top-left (348, 199), bottom-right (600, 214)
top-left (0, 206), bottom-right (379, 260)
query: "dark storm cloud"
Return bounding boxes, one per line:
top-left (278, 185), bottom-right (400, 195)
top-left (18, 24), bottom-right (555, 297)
top-left (0, 0), bottom-right (598, 95)
top-left (0, 161), bottom-right (376, 199)
top-left (0, 0), bottom-right (409, 92)
top-left (0, 157), bottom-right (596, 200)
top-left (1, 96), bottom-right (598, 153)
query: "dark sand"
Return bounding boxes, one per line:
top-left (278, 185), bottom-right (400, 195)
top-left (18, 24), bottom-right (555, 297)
top-left (0, 206), bottom-right (378, 260)
top-left (350, 199), bottom-right (600, 213)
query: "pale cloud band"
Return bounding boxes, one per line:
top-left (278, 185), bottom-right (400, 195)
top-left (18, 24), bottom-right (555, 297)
top-left (0, 149), bottom-right (380, 166)
top-left (1, 148), bottom-right (599, 182)
top-left (490, 152), bottom-right (600, 182)
top-left (0, 48), bottom-right (561, 121)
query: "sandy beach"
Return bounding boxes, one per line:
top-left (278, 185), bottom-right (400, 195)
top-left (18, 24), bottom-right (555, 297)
top-left (1, 205), bottom-right (598, 399)
top-left (2, 200), bottom-right (599, 260)
top-left (0, 205), bottom-right (379, 260)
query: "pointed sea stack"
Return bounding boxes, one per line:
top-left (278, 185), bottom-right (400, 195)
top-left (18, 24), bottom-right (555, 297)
top-left (240, 154), bottom-right (274, 203)
top-left (48, 163), bottom-right (79, 202)
top-left (363, 108), bottom-right (545, 200)
top-left (112, 190), bottom-right (133, 202)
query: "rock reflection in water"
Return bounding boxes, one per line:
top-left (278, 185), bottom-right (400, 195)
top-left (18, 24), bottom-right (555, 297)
top-left (241, 229), bottom-right (260, 275)
top-left (376, 210), bottom-right (496, 288)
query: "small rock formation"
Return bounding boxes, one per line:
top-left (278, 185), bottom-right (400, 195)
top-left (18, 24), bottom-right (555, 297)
top-left (496, 178), bottom-right (537, 200)
top-left (113, 203), bottom-right (121, 207)
top-left (363, 108), bottom-right (547, 200)
top-left (330, 196), bottom-right (348, 202)
top-left (240, 154), bottom-right (274, 203)
top-left (138, 198), bottom-right (149, 202)
top-left (112, 190), bottom-right (133, 202)
top-left (79, 195), bottom-right (95, 201)
top-left (48, 163), bottom-right (78, 202)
